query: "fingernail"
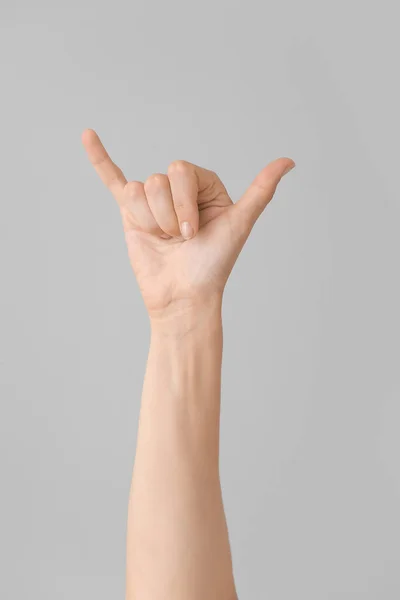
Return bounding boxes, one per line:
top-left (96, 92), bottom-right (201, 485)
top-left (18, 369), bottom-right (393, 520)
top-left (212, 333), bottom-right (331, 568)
top-left (180, 221), bottom-right (194, 240)
top-left (282, 162), bottom-right (296, 176)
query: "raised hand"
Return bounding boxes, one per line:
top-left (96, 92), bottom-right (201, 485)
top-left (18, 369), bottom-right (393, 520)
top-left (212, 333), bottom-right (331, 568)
top-left (82, 129), bottom-right (295, 320)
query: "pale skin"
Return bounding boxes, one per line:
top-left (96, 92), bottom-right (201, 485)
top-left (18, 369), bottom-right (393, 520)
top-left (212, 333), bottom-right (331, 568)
top-left (82, 128), bottom-right (295, 600)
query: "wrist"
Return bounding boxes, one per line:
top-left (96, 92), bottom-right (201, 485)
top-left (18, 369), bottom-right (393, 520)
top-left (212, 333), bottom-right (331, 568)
top-left (149, 294), bottom-right (223, 339)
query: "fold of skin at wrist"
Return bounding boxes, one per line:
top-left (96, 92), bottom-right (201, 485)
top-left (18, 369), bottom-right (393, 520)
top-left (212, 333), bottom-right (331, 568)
top-left (148, 292), bottom-right (224, 339)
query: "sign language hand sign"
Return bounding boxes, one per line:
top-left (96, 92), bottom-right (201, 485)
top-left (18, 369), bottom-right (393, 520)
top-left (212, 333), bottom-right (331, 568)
top-left (82, 128), bottom-right (295, 320)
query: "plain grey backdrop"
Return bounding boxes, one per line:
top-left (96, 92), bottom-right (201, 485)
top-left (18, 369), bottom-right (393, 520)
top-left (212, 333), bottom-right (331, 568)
top-left (1, 1), bottom-right (399, 598)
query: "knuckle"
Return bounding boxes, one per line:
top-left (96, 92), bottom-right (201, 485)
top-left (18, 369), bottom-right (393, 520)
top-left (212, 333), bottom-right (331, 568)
top-left (168, 160), bottom-right (190, 175)
top-left (229, 206), bottom-right (252, 239)
top-left (144, 172), bottom-right (165, 190)
top-left (124, 180), bottom-right (143, 197)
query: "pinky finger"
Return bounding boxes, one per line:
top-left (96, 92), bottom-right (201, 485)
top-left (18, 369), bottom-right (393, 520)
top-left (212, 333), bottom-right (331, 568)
top-left (82, 129), bottom-right (127, 203)
top-left (122, 181), bottom-right (171, 238)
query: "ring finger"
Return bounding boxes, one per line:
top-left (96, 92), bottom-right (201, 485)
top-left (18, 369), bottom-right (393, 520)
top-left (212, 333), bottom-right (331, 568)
top-left (144, 173), bottom-right (181, 238)
top-left (122, 181), bottom-right (167, 237)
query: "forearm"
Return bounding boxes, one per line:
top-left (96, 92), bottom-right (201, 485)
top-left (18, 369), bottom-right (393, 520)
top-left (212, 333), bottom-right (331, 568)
top-left (126, 298), bottom-right (237, 600)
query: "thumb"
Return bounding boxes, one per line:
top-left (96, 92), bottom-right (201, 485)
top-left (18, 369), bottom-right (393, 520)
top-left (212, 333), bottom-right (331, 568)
top-left (233, 157), bottom-right (295, 232)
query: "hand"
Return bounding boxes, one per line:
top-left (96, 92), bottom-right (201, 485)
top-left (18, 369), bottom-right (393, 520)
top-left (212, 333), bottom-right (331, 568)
top-left (82, 129), bottom-right (295, 321)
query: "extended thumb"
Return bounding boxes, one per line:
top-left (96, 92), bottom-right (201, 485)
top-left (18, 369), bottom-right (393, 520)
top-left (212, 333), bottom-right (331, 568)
top-left (233, 157), bottom-right (295, 231)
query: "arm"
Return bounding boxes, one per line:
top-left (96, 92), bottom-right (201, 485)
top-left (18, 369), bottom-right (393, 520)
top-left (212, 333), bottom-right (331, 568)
top-left (82, 128), bottom-right (295, 599)
top-left (127, 301), bottom-right (236, 600)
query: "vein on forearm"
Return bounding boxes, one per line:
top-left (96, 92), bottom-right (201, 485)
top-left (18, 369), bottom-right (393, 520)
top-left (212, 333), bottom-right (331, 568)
top-left (137, 311), bottom-right (223, 470)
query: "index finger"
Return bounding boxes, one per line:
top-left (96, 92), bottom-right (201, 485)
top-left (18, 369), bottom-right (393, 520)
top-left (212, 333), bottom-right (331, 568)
top-left (81, 129), bottom-right (127, 202)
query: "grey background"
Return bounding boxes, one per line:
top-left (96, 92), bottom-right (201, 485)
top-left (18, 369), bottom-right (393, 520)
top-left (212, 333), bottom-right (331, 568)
top-left (1, 1), bottom-right (399, 598)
